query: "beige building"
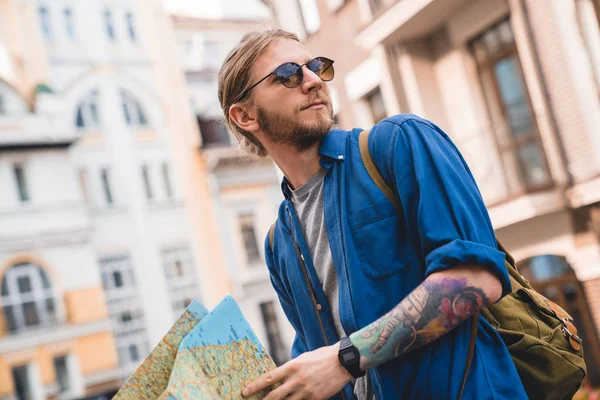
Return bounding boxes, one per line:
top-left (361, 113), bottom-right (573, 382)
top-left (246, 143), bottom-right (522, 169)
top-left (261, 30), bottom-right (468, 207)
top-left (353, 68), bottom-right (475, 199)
top-left (170, 4), bottom-right (295, 367)
top-left (269, 0), bottom-right (600, 386)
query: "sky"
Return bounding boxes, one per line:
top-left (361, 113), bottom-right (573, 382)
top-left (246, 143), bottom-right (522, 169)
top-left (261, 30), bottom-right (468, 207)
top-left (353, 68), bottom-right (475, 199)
top-left (164, 0), bottom-right (270, 20)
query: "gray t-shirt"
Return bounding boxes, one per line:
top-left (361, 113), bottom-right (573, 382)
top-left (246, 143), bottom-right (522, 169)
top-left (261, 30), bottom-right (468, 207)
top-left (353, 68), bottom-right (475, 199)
top-left (290, 168), bottom-right (372, 400)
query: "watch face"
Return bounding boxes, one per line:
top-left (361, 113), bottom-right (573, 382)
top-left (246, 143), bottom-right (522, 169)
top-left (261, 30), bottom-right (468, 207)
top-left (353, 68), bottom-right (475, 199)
top-left (342, 352), bottom-right (356, 362)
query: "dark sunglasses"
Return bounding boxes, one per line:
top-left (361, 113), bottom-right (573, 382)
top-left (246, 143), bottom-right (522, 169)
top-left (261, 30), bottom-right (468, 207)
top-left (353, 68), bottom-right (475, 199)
top-left (235, 56), bottom-right (335, 103)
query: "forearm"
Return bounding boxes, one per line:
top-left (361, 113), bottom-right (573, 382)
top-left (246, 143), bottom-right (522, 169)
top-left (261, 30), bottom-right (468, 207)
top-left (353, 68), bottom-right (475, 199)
top-left (349, 265), bottom-right (500, 370)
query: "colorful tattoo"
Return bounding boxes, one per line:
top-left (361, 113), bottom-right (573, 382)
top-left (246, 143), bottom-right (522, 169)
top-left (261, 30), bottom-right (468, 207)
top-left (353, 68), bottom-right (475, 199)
top-left (350, 277), bottom-right (488, 369)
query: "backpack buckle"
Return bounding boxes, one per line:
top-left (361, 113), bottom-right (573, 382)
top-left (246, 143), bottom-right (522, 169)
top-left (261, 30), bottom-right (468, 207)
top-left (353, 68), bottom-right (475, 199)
top-left (561, 317), bottom-right (582, 350)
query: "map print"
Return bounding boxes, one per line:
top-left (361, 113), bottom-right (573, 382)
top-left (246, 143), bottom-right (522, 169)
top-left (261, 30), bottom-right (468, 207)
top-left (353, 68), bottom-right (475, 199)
top-left (115, 295), bottom-right (279, 399)
top-left (114, 300), bottom-right (209, 399)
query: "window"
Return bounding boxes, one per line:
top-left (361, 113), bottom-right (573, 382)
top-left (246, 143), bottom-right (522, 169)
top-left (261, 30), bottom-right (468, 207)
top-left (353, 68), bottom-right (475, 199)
top-left (160, 245), bottom-right (201, 316)
top-left (64, 8), bottom-right (75, 39)
top-left (1, 263), bottom-right (59, 333)
top-left (297, 0), bottom-right (321, 35)
top-left (141, 165), bottom-right (153, 201)
top-left (104, 10), bottom-right (115, 41)
top-left (39, 7), bottom-right (52, 41)
top-left (99, 254), bottom-right (148, 369)
top-left (470, 19), bottom-right (551, 193)
top-left (100, 168), bottom-right (114, 206)
top-left (121, 91), bottom-right (148, 127)
top-left (365, 87), bottom-right (387, 124)
top-left (12, 365), bottom-right (32, 400)
top-left (13, 164), bottom-right (30, 203)
top-left (126, 12), bottom-right (137, 42)
top-left (161, 163), bottom-right (173, 200)
top-left (53, 356), bottom-right (70, 394)
top-left (0, 94), bottom-right (5, 114)
top-left (238, 214), bottom-right (261, 264)
top-left (260, 302), bottom-right (288, 366)
top-left (75, 91), bottom-right (100, 129)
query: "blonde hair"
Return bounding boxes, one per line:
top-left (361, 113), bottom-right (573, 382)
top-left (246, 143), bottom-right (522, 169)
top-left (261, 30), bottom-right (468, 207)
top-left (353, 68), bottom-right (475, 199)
top-left (218, 29), bottom-right (299, 157)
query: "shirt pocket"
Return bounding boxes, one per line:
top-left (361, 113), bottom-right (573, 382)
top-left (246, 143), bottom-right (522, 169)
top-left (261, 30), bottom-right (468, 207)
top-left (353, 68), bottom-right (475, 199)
top-left (348, 199), bottom-right (416, 280)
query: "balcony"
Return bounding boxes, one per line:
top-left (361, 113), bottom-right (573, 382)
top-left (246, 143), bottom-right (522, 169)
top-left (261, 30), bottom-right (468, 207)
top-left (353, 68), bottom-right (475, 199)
top-left (356, 0), bottom-right (471, 49)
top-left (0, 318), bottom-right (112, 354)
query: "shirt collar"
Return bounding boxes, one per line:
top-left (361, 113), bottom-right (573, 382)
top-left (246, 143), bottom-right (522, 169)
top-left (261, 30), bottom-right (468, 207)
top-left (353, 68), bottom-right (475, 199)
top-left (280, 129), bottom-right (349, 200)
top-left (318, 128), bottom-right (348, 161)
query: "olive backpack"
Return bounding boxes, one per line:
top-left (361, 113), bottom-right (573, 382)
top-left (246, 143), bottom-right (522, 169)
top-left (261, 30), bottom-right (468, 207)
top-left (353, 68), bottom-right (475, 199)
top-left (267, 128), bottom-right (587, 399)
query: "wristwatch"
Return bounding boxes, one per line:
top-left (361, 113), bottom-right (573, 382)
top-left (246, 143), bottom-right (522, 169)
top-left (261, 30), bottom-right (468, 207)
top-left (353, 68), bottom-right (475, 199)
top-left (338, 336), bottom-right (365, 378)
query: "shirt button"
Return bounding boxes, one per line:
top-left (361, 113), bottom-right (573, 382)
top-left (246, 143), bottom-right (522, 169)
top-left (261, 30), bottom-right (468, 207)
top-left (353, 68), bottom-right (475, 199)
top-left (337, 155), bottom-right (344, 160)
top-left (317, 304), bottom-right (323, 311)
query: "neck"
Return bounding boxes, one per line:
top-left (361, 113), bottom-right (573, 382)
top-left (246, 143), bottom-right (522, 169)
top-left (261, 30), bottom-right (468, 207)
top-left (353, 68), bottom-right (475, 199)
top-left (267, 142), bottom-right (322, 190)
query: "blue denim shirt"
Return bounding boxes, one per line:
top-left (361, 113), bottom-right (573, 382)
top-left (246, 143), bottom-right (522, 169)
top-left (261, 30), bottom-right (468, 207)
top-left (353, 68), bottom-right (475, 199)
top-left (264, 114), bottom-right (527, 399)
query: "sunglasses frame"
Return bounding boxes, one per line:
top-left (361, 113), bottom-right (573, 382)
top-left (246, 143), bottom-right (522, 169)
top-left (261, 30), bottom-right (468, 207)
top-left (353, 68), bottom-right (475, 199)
top-left (234, 56), bottom-right (334, 103)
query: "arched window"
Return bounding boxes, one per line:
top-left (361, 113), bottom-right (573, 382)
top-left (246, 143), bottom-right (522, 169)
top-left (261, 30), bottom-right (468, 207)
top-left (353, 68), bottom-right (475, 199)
top-left (104, 10), bottom-right (115, 41)
top-left (120, 90), bottom-right (148, 126)
top-left (39, 7), bottom-right (52, 41)
top-left (64, 8), bottom-right (75, 39)
top-left (75, 91), bottom-right (100, 129)
top-left (126, 12), bottom-right (137, 42)
top-left (1, 263), bottom-right (59, 333)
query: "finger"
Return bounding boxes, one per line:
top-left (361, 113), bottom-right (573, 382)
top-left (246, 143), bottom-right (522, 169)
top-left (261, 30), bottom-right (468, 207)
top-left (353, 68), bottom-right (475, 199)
top-left (243, 366), bottom-right (288, 397)
top-left (262, 381), bottom-right (295, 400)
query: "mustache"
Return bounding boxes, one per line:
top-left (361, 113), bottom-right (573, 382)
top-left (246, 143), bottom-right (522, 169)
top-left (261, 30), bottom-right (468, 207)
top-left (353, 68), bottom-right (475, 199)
top-left (298, 92), bottom-right (331, 112)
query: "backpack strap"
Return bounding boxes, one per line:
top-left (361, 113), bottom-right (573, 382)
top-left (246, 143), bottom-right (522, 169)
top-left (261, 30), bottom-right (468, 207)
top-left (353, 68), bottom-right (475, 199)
top-left (358, 128), bottom-right (477, 399)
top-left (358, 129), bottom-right (402, 214)
top-left (268, 222), bottom-right (276, 251)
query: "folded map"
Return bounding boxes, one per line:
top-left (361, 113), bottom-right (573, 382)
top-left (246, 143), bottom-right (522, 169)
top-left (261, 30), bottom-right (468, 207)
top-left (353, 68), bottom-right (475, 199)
top-left (114, 295), bottom-right (279, 399)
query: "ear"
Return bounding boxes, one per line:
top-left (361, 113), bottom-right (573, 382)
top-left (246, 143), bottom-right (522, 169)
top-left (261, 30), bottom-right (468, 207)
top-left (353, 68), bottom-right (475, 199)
top-left (229, 103), bottom-right (259, 134)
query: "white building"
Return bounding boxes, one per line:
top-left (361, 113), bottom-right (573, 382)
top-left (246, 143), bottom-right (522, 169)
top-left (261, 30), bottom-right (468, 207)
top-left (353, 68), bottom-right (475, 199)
top-left (0, 0), bottom-right (219, 396)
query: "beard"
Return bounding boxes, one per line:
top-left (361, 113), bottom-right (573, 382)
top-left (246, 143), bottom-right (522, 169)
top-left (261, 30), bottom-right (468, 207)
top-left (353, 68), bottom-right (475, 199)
top-left (257, 99), bottom-right (334, 153)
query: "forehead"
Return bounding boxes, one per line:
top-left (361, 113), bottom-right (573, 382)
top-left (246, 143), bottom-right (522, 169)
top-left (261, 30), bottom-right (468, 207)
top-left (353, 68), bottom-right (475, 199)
top-left (252, 38), bottom-right (313, 80)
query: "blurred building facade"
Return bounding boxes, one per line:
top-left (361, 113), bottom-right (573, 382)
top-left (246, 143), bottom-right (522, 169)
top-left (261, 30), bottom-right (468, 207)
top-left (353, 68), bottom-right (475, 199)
top-left (170, 3), bottom-right (294, 367)
top-left (269, 0), bottom-right (600, 385)
top-left (0, 0), bottom-right (240, 398)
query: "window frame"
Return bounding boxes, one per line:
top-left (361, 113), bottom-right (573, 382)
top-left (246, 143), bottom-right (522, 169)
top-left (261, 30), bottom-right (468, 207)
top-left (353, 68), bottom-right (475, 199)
top-left (13, 164), bottom-right (31, 203)
top-left (160, 244), bottom-right (200, 316)
top-left (1, 263), bottom-right (60, 334)
top-left (470, 18), bottom-right (553, 196)
top-left (98, 253), bottom-right (148, 369)
top-left (39, 6), bottom-right (52, 41)
top-left (63, 7), bottom-right (75, 40)
top-left (125, 12), bottom-right (137, 43)
top-left (120, 91), bottom-right (149, 127)
top-left (75, 91), bottom-right (100, 130)
top-left (100, 168), bottom-right (114, 206)
top-left (238, 213), bottom-right (262, 265)
top-left (104, 10), bottom-right (116, 42)
top-left (141, 165), bottom-right (153, 201)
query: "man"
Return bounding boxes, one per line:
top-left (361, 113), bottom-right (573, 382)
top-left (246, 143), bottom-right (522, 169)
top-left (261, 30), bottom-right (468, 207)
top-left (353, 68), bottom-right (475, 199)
top-left (218, 29), bottom-right (527, 400)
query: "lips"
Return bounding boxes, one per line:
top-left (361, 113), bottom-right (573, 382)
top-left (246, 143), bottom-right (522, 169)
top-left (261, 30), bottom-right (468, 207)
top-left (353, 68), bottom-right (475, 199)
top-left (302, 101), bottom-right (325, 110)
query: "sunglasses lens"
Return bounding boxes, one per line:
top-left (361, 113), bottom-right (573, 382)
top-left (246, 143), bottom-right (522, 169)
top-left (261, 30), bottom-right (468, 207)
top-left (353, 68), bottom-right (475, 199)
top-left (309, 57), bottom-right (334, 81)
top-left (275, 63), bottom-right (303, 88)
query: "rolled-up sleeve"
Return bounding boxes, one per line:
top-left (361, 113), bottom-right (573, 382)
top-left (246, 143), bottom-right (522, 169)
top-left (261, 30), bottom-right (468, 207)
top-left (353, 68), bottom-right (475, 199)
top-left (374, 118), bottom-right (511, 298)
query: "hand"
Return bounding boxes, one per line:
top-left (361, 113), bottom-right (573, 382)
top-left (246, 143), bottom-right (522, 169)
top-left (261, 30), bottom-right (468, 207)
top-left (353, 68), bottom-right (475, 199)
top-left (242, 342), bottom-right (353, 400)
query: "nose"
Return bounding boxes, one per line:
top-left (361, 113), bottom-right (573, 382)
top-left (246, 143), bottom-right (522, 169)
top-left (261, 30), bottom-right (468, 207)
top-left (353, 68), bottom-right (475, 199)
top-left (300, 65), bottom-right (322, 94)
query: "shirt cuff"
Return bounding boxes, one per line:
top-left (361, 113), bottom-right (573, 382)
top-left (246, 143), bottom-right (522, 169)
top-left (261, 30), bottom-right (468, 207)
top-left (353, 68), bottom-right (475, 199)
top-left (424, 239), bottom-right (512, 299)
